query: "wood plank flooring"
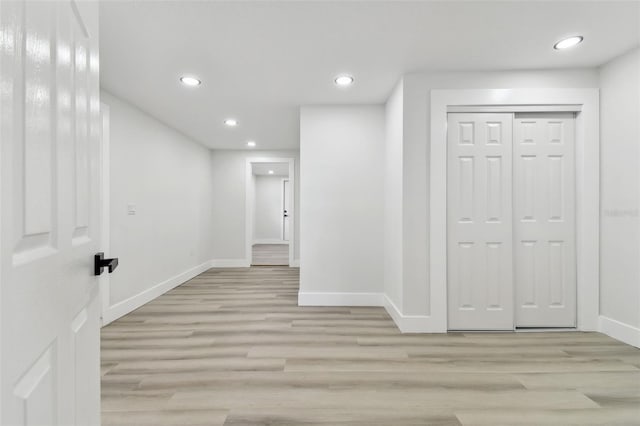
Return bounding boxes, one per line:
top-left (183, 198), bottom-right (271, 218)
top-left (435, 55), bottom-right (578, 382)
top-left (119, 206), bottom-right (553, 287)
top-left (101, 267), bottom-right (640, 426)
top-left (251, 244), bottom-right (289, 266)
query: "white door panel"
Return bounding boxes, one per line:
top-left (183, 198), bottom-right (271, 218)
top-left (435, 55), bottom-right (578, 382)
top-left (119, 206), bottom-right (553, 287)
top-left (514, 113), bottom-right (576, 327)
top-left (447, 113), bottom-right (514, 330)
top-left (1, 1), bottom-right (101, 424)
top-left (283, 179), bottom-right (290, 241)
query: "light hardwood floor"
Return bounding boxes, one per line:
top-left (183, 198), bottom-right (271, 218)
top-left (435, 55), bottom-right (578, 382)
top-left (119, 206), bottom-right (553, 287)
top-left (252, 244), bottom-right (289, 266)
top-left (101, 267), bottom-right (640, 426)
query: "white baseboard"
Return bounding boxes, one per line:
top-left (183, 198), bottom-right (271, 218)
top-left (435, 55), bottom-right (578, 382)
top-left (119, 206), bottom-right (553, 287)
top-left (598, 315), bottom-right (640, 348)
top-left (382, 295), bottom-right (446, 333)
top-left (252, 239), bottom-right (289, 245)
top-left (290, 259), bottom-right (300, 267)
top-left (210, 259), bottom-right (250, 268)
top-left (101, 260), bottom-right (212, 326)
top-left (298, 291), bottom-right (384, 307)
top-left (296, 291), bottom-right (447, 333)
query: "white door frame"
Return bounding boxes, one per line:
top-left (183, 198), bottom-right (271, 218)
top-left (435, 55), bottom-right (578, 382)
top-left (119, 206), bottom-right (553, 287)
top-left (430, 89), bottom-right (600, 332)
top-left (100, 103), bottom-right (111, 326)
top-left (245, 157), bottom-right (295, 266)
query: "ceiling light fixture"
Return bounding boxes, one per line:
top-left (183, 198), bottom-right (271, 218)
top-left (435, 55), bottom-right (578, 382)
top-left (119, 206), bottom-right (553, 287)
top-left (179, 76), bottom-right (201, 86)
top-left (334, 74), bottom-right (354, 87)
top-left (554, 36), bottom-right (583, 50)
top-left (247, 141), bottom-right (256, 147)
top-left (224, 118), bottom-right (238, 127)
top-left (268, 170), bottom-right (274, 175)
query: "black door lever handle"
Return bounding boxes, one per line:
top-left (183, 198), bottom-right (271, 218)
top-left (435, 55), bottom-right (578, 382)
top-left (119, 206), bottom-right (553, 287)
top-left (95, 252), bottom-right (119, 276)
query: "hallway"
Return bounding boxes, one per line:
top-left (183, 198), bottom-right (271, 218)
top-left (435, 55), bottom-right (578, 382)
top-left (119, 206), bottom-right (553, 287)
top-left (101, 267), bottom-right (640, 426)
top-left (251, 244), bottom-right (289, 266)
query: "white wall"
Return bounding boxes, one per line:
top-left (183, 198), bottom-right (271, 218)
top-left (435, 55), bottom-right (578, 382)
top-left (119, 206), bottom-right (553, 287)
top-left (384, 81), bottom-right (404, 311)
top-left (102, 90), bottom-right (214, 323)
top-left (299, 106), bottom-right (385, 302)
top-left (254, 175), bottom-right (286, 242)
top-left (210, 150), bottom-right (300, 263)
top-left (400, 69), bottom-right (600, 317)
top-left (598, 48), bottom-right (640, 344)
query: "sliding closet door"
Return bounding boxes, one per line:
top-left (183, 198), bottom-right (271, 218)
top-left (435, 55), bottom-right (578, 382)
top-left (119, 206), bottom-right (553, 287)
top-left (447, 113), bottom-right (514, 330)
top-left (513, 113), bottom-right (576, 327)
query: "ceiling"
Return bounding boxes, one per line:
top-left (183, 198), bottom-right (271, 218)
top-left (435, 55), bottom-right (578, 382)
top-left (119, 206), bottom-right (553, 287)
top-left (252, 163), bottom-right (289, 176)
top-left (100, 1), bottom-right (640, 151)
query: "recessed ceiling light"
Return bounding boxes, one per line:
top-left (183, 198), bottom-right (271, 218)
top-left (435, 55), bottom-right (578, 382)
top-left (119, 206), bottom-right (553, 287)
top-left (180, 76), bottom-right (201, 86)
top-left (554, 36), bottom-right (583, 50)
top-left (334, 75), bottom-right (354, 87)
top-left (268, 170), bottom-right (274, 175)
top-left (247, 141), bottom-right (256, 147)
top-left (224, 119), bottom-right (238, 127)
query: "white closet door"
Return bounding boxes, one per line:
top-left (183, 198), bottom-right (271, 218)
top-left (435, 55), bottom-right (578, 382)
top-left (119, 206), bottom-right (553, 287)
top-left (514, 113), bottom-right (576, 327)
top-left (447, 113), bottom-right (514, 330)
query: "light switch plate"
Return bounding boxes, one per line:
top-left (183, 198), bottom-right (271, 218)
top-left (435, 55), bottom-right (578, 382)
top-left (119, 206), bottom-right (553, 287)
top-left (127, 204), bottom-right (136, 215)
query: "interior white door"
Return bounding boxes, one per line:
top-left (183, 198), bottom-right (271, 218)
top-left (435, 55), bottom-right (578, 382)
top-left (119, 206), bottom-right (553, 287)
top-left (447, 113), bottom-right (514, 330)
top-left (283, 179), bottom-right (290, 241)
top-left (513, 113), bottom-right (576, 327)
top-left (1, 1), bottom-right (102, 425)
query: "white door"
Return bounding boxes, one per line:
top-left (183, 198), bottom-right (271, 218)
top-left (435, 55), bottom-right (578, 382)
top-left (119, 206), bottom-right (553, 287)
top-left (282, 179), bottom-right (290, 241)
top-left (447, 113), bottom-right (514, 330)
top-left (1, 1), bottom-right (102, 425)
top-left (514, 113), bottom-right (576, 327)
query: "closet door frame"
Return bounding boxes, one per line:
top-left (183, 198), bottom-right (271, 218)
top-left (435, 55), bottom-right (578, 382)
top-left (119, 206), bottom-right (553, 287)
top-left (429, 89), bottom-right (599, 333)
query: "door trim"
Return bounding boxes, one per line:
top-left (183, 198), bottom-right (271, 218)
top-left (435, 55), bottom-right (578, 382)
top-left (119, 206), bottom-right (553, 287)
top-left (430, 89), bottom-right (599, 332)
top-left (448, 105), bottom-right (582, 113)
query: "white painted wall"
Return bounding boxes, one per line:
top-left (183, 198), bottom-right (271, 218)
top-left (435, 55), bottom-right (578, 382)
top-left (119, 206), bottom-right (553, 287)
top-left (598, 48), bottom-right (640, 342)
top-left (211, 150), bottom-right (300, 263)
top-left (102, 91), bottom-right (214, 322)
top-left (384, 80), bottom-right (404, 311)
top-left (399, 69), bottom-right (600, 317)
top-left (299, 106), bottom-right (385, 302)
top-left (254, 176), bottom-right (286, 242)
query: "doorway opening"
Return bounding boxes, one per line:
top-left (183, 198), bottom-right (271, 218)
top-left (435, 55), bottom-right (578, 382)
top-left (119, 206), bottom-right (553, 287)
top-left (246, 158), bottom-right (295, 266)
